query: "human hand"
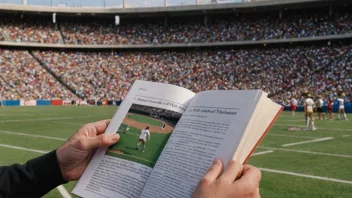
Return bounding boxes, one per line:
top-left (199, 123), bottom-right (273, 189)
top-left (56, 120), bottom-right (119, 181)
top-left (192, 159), bottom-right (261, 198)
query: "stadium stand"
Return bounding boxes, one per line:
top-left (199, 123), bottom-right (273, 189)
top-left (0, 16), bottom-right (60, 43)
top-left (0, 1), bottom-right (351, 107)
top-left (32, 50), bottom-right (123, 100)
top-left (130, 104), bottom-right (183, 120)
top-left (30, 44), bottom-right (351, 103)
top-left (0, 7), bottom-right (350, 45)
top-left (0, 49), bottom-right (76, 100)
top-left (0, 76), bottom-right (17, 100)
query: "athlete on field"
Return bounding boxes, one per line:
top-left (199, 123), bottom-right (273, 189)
top-left (337, 93), bottom-right (348, 120)
top-left (327, 97), bottom-right (334, 120)
top-left (290, 96), bottom-right (298, 116)
top-left (316, 95), bottom-right (325, 120)
top-left (304, 93), bottom-right (316, 130)
top-left (136, 126), bottom-right (150, 153)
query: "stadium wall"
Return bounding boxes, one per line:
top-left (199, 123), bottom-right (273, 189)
top-left (1, 100), bottom-right (350, 113)
top-left (284, 103), bottom-right (352, 113)
top-left (0, 100), bottom-right (121, 107)
top-left (36, 100), bottom-right (51, 106)
top-left (1, 100), bottom-right (20, 106)
top-left (20, 100), bottom-right (37, 106)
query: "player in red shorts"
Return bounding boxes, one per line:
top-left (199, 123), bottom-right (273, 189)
top-left (290, 97), bottom-right (298, 116)
top-left (327, 98), bottom-right (334, 120)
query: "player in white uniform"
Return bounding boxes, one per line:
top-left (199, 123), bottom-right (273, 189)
top-left (124, 125), bottom-right (130, 133)
top-left (290, 97), bottom-right (298, 116)
top-left (337, 93), bottom-right (348, 120)
top-left (304, 94), bottom-right (316, 130)
top-left (315, 95), bottom-right (325, 120)
top-left (136, 126), bottom-right (150, 152)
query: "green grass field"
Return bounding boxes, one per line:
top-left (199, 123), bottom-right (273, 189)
top-left (0, 106), bottom-right (351, 197)
top-left (107, 122), bottom-right (171, 168)
top-left (127, 114), bottom-right (163, 127)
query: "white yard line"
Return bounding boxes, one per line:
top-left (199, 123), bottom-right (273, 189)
top-left (342, 135), bottom-right (350, 137)
top-left (259, 168), bottom-right (352, 185)
top-left (258, 146), bottom-right (352, 158)
top-left (0, 114), bottom-right (32, 117)
top-left (267, 134), bottom-right (317, 139)
top-left (0, 130), bottom-right (66, 141)
top-left (51, 121), bottom-right (85, 126)
top-left (282, 137), bottom-right (333, 147)
top-left (57, 185), bottom-right (72, 198)
top-left (0, 116), bottom-right (90, 123)
top-left (251, 150), bottom-right (273, 156)
top-left (274, 124), bottom-right (352, 132)
top-left (0, 143), bottom-right (48, 153)
top-left (0, 143), bottom-right (71, 197)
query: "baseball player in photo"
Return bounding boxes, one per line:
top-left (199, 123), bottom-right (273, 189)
top-left (124, 125), bottom-right (130, 133)
top-left (136, 126), bottom-right (150, 153)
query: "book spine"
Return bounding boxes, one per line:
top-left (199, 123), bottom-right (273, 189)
top-left (243, 106), bottom-right (284, 164)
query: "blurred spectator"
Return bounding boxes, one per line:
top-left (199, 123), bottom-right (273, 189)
top-left (0, 8), bottom-right (350, 45)
top-left (0, 77), bottom-right (18, 100)
top-left (0, 17), bottom-right (60, 43)
top-left (32, 44), bottom-right (351, 103)
top-left (33, 51), bottom-right (122, 100)
top-left (60, 21), bottom-right (116, 45)
top-left (0, 50), bottom-right (76, 100)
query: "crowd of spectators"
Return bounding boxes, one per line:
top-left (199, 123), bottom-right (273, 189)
top-left (0, 33), bottom-right (4, 41)
top-left (292, 51), bottom-right (352, 105)
top-left (60, 22), bottom-right (117, 45)
top-left (0, 17), bottom-right (60, 43)
top-left (58, 10), bottom-right (352, 44)
top-left (0, 44), bottom-right (350, 103)
top-left (0, 50), bottom-right (76, 100)
top-left (207, 10), bottom-right (351, 42)
top-left (268, 49), bottom-right (352, 105)
top-left (130, 104), bottom-right (183, 120)
top-left (33, 51), bottom-right (123, 100)
top-left (0, 8), bottom-right (350, 45)
top-left (30, 44), bottom-right (351, 104)
top-left (0, 77), bottom-right (17, 100)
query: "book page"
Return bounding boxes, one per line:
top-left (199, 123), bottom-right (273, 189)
top-left (72, 80), bottom-right (195, 198)
top-left (140, 90), bottom-right (262, 198)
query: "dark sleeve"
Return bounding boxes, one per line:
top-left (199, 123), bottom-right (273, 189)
top-left (0, 150), bottom-right (68, 198)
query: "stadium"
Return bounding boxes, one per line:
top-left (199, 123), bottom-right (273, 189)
top-left (0, 0), bottom-right (351, 197)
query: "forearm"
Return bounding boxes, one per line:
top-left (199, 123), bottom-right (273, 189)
top-left (0, 150), bottom-right (67, 198)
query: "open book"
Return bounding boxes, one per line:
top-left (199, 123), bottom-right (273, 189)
top-left (72, 80), bottom-right (283, 198)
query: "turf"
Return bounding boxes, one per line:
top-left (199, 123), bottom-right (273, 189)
top-left (108, 123), bottom-right (171, 168)
top-left (127, 114), bottom-right (163, 127)
top-left (0, 106), bottom-right (351, 197)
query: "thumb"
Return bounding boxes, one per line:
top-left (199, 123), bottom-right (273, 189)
top-left (78, 133), bottom-right (119, 151)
